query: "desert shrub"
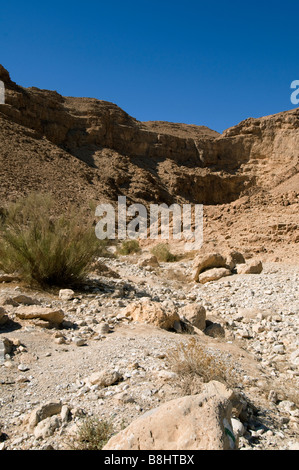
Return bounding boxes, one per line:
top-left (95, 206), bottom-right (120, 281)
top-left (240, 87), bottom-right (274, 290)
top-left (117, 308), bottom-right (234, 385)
top-left (150, 243), bottom-right (176, 262)
top-left (71, 417), bottom-right (113, 450)
top-left (117, 239), bottom-right (141, 255)
top-left (0, 193), bottom-right (103, 287)
top-left (166, 337), bottom-right (237, 394)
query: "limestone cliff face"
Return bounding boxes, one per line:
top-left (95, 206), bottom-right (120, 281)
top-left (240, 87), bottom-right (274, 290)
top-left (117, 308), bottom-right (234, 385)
top-left (0, 65), bottom-right (298, 209)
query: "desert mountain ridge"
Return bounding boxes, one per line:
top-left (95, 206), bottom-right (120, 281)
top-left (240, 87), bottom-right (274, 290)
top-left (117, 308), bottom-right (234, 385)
top-left (0, 64), bottom-right (298, 262)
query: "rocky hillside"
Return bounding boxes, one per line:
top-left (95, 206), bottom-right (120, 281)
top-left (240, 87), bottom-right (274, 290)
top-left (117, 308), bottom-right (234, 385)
top-left (0, 64), bottom-right (298, 262)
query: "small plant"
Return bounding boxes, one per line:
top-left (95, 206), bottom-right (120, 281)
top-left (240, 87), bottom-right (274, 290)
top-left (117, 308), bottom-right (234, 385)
top-left (71, 417), bottom-right (113, 450)
top-left (117, 239), bottom-right (141, 255)
top-left (0, 192), bottom-right (103, 287)
top-left (166, 337), bottom-right (237, 394)
top-left (150, 243), bottom-right (176, 262)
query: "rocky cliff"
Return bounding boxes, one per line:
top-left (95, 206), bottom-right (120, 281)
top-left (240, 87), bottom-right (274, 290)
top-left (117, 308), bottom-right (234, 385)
top-left (0, 65), bottom-right (298, 260)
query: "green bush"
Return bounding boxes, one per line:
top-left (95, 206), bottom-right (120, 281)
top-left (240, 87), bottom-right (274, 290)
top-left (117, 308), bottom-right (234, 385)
top-left (71, 417), bottom-right (113, 450)
top-left (117, 239), bottom-right (141, 255)
top-left (0, 193), bottom-right (103, 287)
top-left (150, 243), bottom-right (176, 262)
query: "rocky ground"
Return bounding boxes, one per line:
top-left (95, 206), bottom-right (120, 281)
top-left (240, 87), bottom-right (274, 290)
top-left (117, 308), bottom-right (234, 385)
top-left (0, 251), bottom-right (298, 451)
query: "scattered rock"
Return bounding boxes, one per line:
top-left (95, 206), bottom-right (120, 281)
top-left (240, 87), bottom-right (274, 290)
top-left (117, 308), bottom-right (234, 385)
top-left (225, 250), bottom-right (246, 270)
top-left (192, 253), bottom-right (228, 281)
top-left (18, 364), bottom-right (30, 372)
top-left (96, 323), bottom-right (110, 335)
top-left (198, 267), bottom-right (231, 284)
top-left (72, 337), bottom-right (86, 347)
top-left (137, 253), bottom-right (159, 268)
top-left (27, 401), bottom-right (62, 431)
top-left (204, 321), bottom-right (225, 338)
top-left (179, 304), bottom-right (206, 330)
top-left (122, 298), bottom-right (180, 330)
top-left (237, 260), bottom-right (263, 274)
top-left (12, 294), bottom-right (40, 306)
top-left (0, 273), bottom-right (20, 283)
top-left (0, 337), bottom-right (13, 363)
top-left (59, 289), bottom-right (75, 301)
top-left (15, 306), bottom-right (65, 325)
top-left (84, 369), bottom-right (123, 388)
top-left (0, 306), bottom-right (9, 326)
top-left (34, 415), bottom-right (61, 440)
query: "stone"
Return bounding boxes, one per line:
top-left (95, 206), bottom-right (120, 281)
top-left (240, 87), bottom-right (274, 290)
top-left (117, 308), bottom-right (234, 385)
top-left (198, 267), bottom-right (231, 284)
top-left (204, 322), bottom-right (225, 338)
top-left (192, 253), bottom-right (228, 281)
top-left (137, 253), bottom-right (159, 268)
top-left (96, 323), bottom-right (110, 335)
top-left (0, 306), bottom-right (8, 326)
top-left (122, 298), bottom-right (180, 330)
top-left (61, 405), bottom-right (71, 423)
top-left (237, 260), bottom-right (263, 274)
top-left (73, 337), bottom-right (86, 347)
top-left (59, 289), bottom-right (75, 301)
top-left (225, 250), bottom-right (245, 270)
top-left (31, 319), bottom-right (53, 329)
top-left (18, 364), bottom-right (30, 372)
top-left (231, 418), bottom-right (246, 438)
top-left (27, 401), bottom-right (62, 431)
top-left (0, 295), bottom-right (19, 307)
top-left (179, 304), bottom-right (206, 331)
top-left (113, 392), bottom-right (135, 404)
top-left (103, 380), bottom-right (237, 450)
top-left (0, 273), bottom-right (20, 283)
top-left (15, 306), bottom-right (64, 325)
top-left (0, 337), bottom-right (13, 363)
top-left (290, 349), bottom-right (299, 366)
top-left (34, 415), bottom-right (61, 439)
top-left (84, 369), bottom-right (123, 388)
top-left (12, 294), bottom-right (40, 305)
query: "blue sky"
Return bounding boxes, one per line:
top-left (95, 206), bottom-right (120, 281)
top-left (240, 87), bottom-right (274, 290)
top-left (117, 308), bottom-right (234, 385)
top-left (0, 0), bottom-right (298, 133)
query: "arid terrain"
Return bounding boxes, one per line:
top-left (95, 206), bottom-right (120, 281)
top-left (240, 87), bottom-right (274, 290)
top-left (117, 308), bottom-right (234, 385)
top-left (0, 65), bottom-right (298, 450)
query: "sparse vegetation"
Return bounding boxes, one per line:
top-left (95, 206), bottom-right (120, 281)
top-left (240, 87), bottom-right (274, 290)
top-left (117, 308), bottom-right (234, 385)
top-left (150, 243), bottom-right (176, 262)
top-left (117, 239), bottom-right (141, 255)
top-left (166, 337), bottom-right (237, 395)
top-left (0, 192), bottom-right (103, 287)
top-left (71, 417), bottom-right (114, 450)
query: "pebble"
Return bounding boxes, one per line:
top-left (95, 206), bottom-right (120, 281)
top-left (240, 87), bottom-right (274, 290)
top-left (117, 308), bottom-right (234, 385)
top-left (18, 364), bottom-right (30, 372)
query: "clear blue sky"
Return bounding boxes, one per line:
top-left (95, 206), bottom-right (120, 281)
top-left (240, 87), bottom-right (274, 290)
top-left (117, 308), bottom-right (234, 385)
top-left (1, 0), bottom-right (298, 133)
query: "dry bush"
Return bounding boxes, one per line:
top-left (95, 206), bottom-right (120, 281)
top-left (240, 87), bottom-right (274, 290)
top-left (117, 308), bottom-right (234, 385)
top-left (166, 337), bottom-right (238, 395)
top-left (117, 239), bottom-right (141, 255)
top-left (69, 416), bottom-right (114, 450)
top-left (150, 243), bottom-right (176, 262)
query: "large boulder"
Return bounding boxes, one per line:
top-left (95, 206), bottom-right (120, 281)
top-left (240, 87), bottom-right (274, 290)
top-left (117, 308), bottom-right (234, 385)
top-left (179, 304), bottom-right (206, 331)
top-left (123, 298), bottom-right (180, 330)
top-left (198, 267), bottom-right (231, 284)
top-left (237, 259), bottom-right (263, 274)
top-left (192, 253), bottom-right (228, 282)
top-left (103, 381), bottom-right (238, 450)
